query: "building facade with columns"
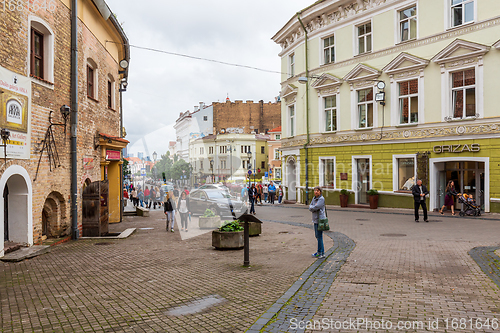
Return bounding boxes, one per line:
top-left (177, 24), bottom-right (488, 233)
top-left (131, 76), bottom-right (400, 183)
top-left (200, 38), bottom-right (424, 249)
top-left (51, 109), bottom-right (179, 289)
top-left (273, 0), bottom-right (500, 212)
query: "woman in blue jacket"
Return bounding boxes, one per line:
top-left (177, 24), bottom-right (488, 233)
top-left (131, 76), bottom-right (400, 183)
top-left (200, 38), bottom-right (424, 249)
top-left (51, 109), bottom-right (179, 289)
top-left (309, 186), bottom-right (326, 259)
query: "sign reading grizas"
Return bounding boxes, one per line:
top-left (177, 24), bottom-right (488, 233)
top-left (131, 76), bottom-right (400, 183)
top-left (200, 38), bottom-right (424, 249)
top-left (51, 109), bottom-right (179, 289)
top-left (433, 143), bottom-right (480, 154)
top-left (0, 65), bottom-right (31, 159)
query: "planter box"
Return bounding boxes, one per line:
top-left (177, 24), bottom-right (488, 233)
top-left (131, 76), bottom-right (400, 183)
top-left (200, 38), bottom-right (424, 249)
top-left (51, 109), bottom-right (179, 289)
top-left (369, 195), bottom-right (379, 209)
top-left (199, 216), bottom-right (221, 229)
top-left (212, 230), bottom-right (244, 250)
top-left (339, 194), bottom-right (349, 207)
top-left (238, 221), bottom-right (262, 236)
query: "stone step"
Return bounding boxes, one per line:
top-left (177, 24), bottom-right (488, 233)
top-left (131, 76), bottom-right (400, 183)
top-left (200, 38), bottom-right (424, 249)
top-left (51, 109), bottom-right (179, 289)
top-left (1, 245), bottom-right (50, 262)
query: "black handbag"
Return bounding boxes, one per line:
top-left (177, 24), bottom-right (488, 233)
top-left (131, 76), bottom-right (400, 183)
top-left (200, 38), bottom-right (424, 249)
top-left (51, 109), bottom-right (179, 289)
top-left (317, 207), bottom-right (330, 231)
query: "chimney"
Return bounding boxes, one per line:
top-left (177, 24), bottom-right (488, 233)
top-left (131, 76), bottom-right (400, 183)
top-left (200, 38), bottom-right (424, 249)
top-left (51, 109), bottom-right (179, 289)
top-left (194, 106), bottom-right (199, 112)
top-left (199, 102), bottom-right (205, 109)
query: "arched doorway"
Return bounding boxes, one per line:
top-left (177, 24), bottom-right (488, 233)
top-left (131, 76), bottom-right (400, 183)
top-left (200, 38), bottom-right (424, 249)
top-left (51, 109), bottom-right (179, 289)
top-left (286, 157), bottom-right (297, 201)
top-left (41, 192), bottom-right (67, 238)
top-left (0, 166), bottom-right (33, 256)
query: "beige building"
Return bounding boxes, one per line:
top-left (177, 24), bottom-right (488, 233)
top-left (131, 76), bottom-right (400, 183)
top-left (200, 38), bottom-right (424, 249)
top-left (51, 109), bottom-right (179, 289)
top-left (267, 126), bottom-right (282, 181)
top-left (189, 133), bottom-right (269, 184)
top-left (273, 0), bottom-right (500, 212)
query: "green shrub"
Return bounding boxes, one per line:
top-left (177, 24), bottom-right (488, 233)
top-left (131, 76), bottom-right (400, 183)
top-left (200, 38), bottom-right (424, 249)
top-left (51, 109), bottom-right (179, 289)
top-left (203, 209), bottom-right (216, 217)
top-left (367, 189), bottom-right (379, 196)
top-left (340, 189), bottom-right (349, 195)
top-left (219, 220), bottom-right (244, 232)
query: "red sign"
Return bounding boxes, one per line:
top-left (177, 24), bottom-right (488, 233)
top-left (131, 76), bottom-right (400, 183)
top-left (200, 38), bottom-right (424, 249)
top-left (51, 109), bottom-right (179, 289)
top-left (106, 150), bottom-right (121, 160)
top-left (83, 156), bottom-right (94, 170)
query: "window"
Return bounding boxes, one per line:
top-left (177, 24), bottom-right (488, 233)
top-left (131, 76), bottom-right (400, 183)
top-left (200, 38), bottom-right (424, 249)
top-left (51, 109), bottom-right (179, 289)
top-left (221, 160), bottom-right (226, 169)
top-left (324, 96), bottom-right (337, 132)
top-left (399, 6), bottom-right (417, 42)
top-left (357, 88), bottom-right (373, 128)
top-left (452, 69), bottom-right (475, 119)
top-left (274, 149), bottom-right (281, 160)
top-left (289, 105), bottom-right (295, 136)
top-left (209, 146), bottom-right (214, 154)
top-left (275, 134), bottom-right (281, 140)
top-left (357, 22), bottom-right (372, 55)
top-left (31, 29), bottom-right (44, 78)
top-left (242, 160), bottom-right (246, 169)
top-left (321, 159), bottom-right (335, 187)
top-left (396, 158), bottom-right (415, 191)
top-left (200, 160), bottom-right (204, 169)
top-left (261, 146), bottom-right (265, 154)
top-left (323, 35), bottom-right (335, 64)
top-left (87, 66), bottom-right (95, 99)
top-left (241, 145), bottom-right (250, 153)
top-left (451, 0), bottom-right (474, 27)
top-left (289, 53), bottom-right (295, 77)
top-left (399, 79), bottom-right (418, 124)
top-left (219, 146), bottom-right (227, 154)
top-left (203, 115), bottom-right (208, 121)
top-left (200, 147), bottom-right (204, 155)
top-left (107, 80), bottom-right (114, 109)
top-left (261, 161), bottom-right (265, 169)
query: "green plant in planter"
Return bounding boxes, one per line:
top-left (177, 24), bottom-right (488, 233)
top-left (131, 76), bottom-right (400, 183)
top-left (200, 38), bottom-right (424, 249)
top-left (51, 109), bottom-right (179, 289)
top-left (367, 189), bottom-right (379, 196)
top-left (219, 220), bottom-right (244, 232)
top-left (340, 189), bottom-right (349, 195)
top-left (203, 209), bottom-right (216, 217)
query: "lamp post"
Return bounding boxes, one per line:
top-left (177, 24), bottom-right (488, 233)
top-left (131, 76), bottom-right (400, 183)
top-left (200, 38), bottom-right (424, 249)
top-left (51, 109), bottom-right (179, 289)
top-left (152, 151), bottom-right (157, 181)
top-left (210, 159), bottom-right (214, 184)
top-left (182, 169), bottom-right (185, 186)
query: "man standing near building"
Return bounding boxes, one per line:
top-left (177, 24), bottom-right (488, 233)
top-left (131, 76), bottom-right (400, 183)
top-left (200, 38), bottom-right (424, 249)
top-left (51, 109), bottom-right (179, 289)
top-left (248, 183), bottom-right (257, 214)
top-left (412, 179), bottom-right (429, 223)
top-left (268, 181), bottom-right (277, 204)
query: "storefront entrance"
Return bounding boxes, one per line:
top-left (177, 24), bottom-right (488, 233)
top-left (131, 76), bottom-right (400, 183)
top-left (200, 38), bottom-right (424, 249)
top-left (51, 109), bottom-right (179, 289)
top-left (430, 157), bottom-right (489, 212)
top-left (354, 157), bottom-right (371, 204)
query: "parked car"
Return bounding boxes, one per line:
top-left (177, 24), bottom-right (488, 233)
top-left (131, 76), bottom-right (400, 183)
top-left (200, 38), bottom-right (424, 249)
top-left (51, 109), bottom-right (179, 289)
top-left (189, 189), bottom-right (247, 218)
top-left (198, 184), bottom-right (230, 193)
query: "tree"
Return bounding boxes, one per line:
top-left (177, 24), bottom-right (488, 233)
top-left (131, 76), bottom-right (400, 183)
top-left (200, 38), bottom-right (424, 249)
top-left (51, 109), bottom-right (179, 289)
top-left (123, 159), bottom-right (131, 178)
top-left (171, 159), bottom-right (192, 181)
top-left (154, 152), bottom-right (174, 181)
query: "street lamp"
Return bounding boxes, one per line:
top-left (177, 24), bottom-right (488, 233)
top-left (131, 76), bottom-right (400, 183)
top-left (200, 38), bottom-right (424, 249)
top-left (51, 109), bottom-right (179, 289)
top-left (152, 151), bottom-right (157, 181)
top-left (227, 140), bottom-right (234, 182)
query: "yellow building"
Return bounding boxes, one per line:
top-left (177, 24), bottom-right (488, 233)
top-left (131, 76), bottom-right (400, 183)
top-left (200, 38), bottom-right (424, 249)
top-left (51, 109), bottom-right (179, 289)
top-left (273, 0), bottom-right (500, 212)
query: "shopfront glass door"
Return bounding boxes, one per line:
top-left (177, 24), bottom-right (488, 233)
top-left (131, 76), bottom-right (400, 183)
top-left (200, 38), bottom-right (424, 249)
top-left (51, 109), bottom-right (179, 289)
top-left (356, 159), bottom-right (370, 204)
top-left (444, 161), bottom-right (484, 210)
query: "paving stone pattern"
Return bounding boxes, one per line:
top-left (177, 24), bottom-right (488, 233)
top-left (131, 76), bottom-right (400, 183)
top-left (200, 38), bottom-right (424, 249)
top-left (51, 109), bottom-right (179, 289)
top-left (469, 246), bottom-right (500, 289)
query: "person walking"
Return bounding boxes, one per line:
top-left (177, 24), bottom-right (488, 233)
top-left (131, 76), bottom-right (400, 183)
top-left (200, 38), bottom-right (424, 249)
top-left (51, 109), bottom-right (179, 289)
top-left (131, 188), bottom-right (138, 207)
top-left (268, 181), bottom-right (277, 204)
top-left (144, 186), bottom-right (150, 208)
top-left (439, 180), bottom-right (457, 215)
top-left (309, 186), bottom-right (326, 259)
top-left (177, 191), bottom-right (190, 232)
top-left (248, 183), bottom-right (257, 215)
top-left (263, 184), bottom-right (269, 203)
top-left (241, 186), bottom-right (248, 203)
top-left (278, 185), bottom-right (283, 203)
top-left (256, 183), bottom-right (262, 205)
top-left (138, 189), bottom-right (144, 207)
top-left (164, 193), bottom-right (176, 232)
top-left (412, 179), bottom-right (429, 222)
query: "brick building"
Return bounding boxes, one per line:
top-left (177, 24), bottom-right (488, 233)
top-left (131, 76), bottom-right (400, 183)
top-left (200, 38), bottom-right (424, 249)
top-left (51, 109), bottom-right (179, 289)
top-left (212, 100), bottom-right (281, 135)
top-left (0, 0), bottom-right (129, 256)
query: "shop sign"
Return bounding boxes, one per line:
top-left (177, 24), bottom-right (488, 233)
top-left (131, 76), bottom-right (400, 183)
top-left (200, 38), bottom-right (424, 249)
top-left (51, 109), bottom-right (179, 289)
top-left (340, 173), bottom-right (348, 180)
top-left (83, 156), bottom-right (94, 170)
top-left (106, 150), bottom-right (121, 160)
top-left (433, 143), bottom-right (480, 154)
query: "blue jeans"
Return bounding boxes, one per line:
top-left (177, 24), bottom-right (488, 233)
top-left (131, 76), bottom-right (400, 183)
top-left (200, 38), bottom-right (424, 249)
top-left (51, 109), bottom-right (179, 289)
top-left (314, 223), bottom-right (324, 255)
top-left (249, 197), bottom-right (255, 213)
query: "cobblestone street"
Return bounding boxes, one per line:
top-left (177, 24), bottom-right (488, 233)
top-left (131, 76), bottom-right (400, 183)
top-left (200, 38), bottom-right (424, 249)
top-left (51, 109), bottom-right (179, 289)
top-left (1, 205), bottom-right (500, 332)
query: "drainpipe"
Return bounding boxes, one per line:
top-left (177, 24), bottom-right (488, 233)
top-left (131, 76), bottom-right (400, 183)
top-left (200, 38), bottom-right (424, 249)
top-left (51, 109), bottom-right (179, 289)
top-left (70, 0), bottom-right (78, 240)
top-left (297, 13), bottom-right (310, 205)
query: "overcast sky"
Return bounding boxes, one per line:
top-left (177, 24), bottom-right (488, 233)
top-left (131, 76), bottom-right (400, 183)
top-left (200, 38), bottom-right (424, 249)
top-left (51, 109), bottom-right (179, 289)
top-left (104, 0), bottom-right (311, 160)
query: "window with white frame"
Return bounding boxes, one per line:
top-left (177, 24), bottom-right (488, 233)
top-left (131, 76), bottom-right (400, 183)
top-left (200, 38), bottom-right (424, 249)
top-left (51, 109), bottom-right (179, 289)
top-left (289, 105), bottom-right (295, 136)
top-left (203, 115), bottom-right (208, 121)
top-left (323, 35), bottom-right (335, 64)
top-left (209, 146), bottom-right (214, 154)
top-left (200, 160), bottom-right (204, 170)
top-left (357, 22), bottom-right (372, 55)
top-left (452, 68), bottom-right (475, 119)
top-left (219, 146), bottom-right (227, 154)
top-left (240, 145), bottom-right (250, 153)
top-left (321, 158), bottom-right (335, 187)
top-left (200, 147), bottom-right (204, 155)
top-left (275, 134), bottom-right (281, 140)
top-left (357, 88), bottom-right (373, 128)
top-left (399, 6), bottom-right (417, 42)
top-left (30, 19), bottom-right (54, 83)
top-left (242, 160), bottom-right (246, 169)
top-left (87, 59), bottom-right (98, 100)
top-left (396, 157), bottom-right (415, 191)
top-left (324, 95), bottom-right (337, 132)
top-left (221, 160), bottom-right (226, 169)
top-left (451, 0), bottom-right (474, 27)
top-left (289, 53), bottom-right (295, 77)
top-left (274, 149), bottom-right (281, 160)
top-left (399, 79), bottom-right (418, 124)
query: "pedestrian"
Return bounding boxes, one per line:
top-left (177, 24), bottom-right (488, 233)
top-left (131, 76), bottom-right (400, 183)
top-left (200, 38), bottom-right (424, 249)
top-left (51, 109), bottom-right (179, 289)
top-left (138, 189), bottom-right (144, 207)
top-left (159, 186), bottom-right (165, 203)
top-left (263, 184), bottom-right (269, 203)
top-left (412, 179), bottom-right (429, 222)
top-left (131, 188), bottom-right (138, 206)
top-left (173, 186), bottom-right (179, 199)
top-left (268, 181), bottom-right (277, 204)
top-left (149, 187), bottom-right (156, 209)
top-left (278, 185), bottom-right (283, 203)
top-left (256, 183), bottom-right (262, 204)
top-left (309, 186), bottom-right (326, 259)
top-left (144, 186), bottom-right (150, 208)
top-left (241, 186), bottom-right (248, 203)
top-left (184, 187), bottom-right (189, 195)
top-left (248, 183), bottom-right (257, 215)
top-left (164, 192), bottom-right (176, 232)
top-left (177, 191), bottom-right (190, 232)
top-left (439, 180), bottom-right (457, 215)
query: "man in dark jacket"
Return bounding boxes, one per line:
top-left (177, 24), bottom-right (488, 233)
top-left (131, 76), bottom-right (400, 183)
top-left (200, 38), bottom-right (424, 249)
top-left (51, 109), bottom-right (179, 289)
top-left (412, 179), bottom-right (429, 222)
top-left (248, 183), bottom-right (257, 215)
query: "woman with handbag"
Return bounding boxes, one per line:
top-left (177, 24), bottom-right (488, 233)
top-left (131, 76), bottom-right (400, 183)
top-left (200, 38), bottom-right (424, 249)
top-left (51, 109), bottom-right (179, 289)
top-left (309, 186), bottom-right (327, 259)
top-left (439, 180), bottom-right (458, 215)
